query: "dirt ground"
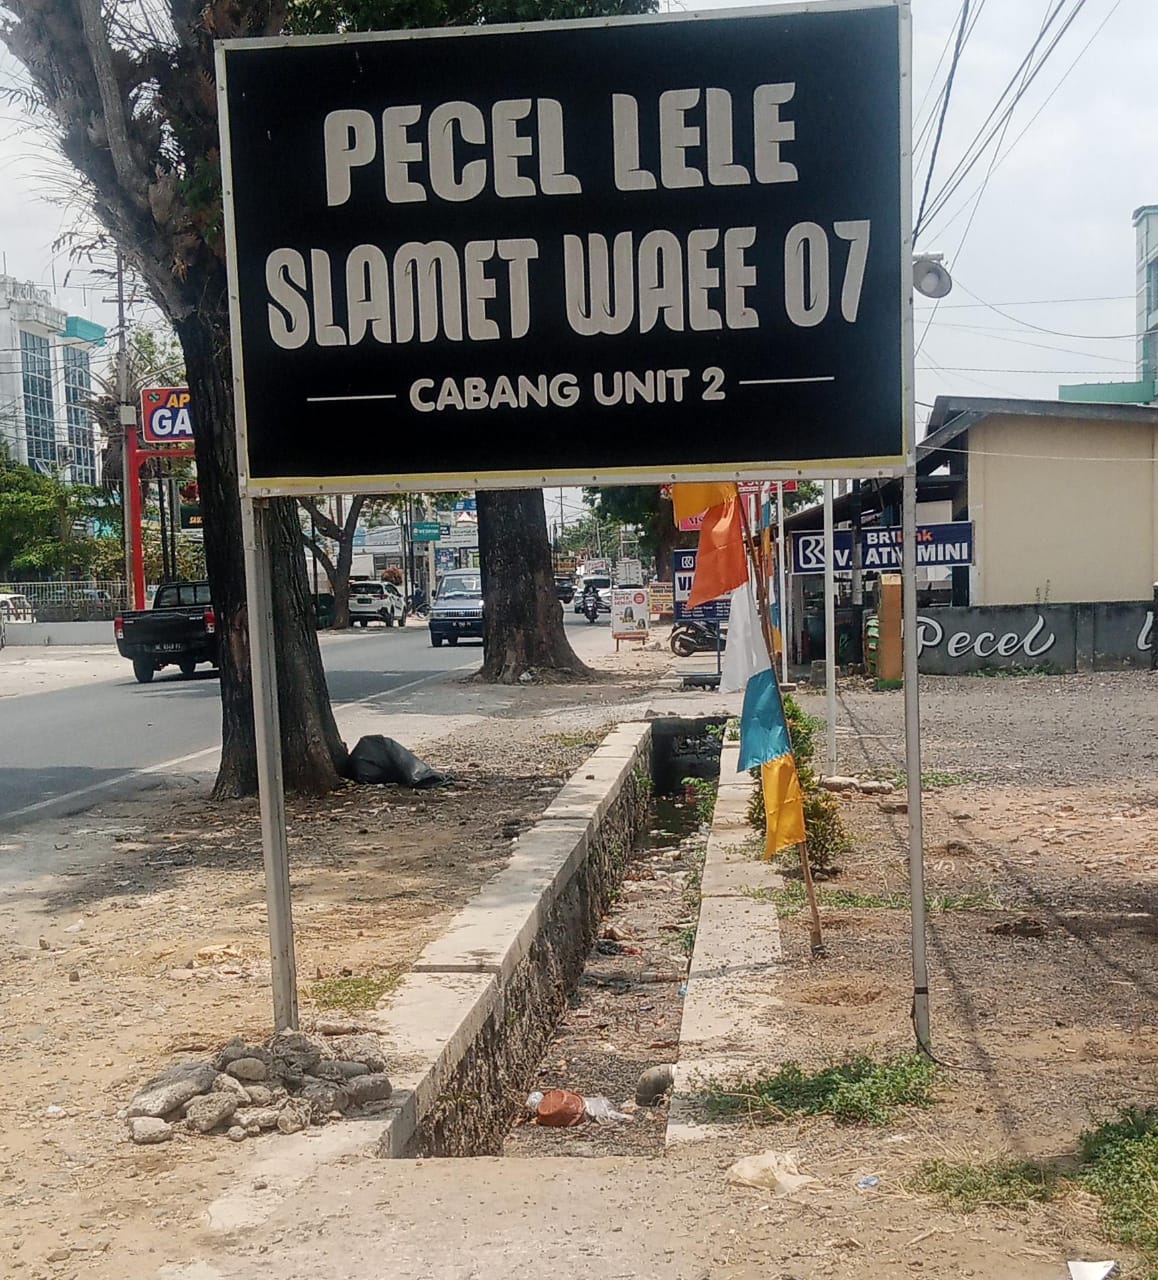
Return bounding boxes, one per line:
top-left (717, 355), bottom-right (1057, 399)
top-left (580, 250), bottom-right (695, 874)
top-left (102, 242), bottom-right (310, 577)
top-left (736, 670), bottom-right (1158, 1276)
top-left (5, 662), bottom-right (1157, 1279)
top-left (0, 647), bottom-right (681, 1278)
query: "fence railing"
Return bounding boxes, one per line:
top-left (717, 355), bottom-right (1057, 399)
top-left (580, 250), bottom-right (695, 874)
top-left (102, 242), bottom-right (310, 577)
top-left (0, 580), bottom-right (129, 621)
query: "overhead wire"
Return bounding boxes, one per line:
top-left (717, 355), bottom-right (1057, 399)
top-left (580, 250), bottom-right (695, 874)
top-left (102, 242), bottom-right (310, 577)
top-left (953, 283), bottom-right (1139, 340)
top-left (916, 294), bottom-right (1130, 309)
top-left (919, 0), bottom-right (1093, 233)
top-left (950, 0), bottom-right (1056, 263)
top-left (914, 0), bottom-right (972, 238)
top-left (919, 0), bottom-right (1126, 245)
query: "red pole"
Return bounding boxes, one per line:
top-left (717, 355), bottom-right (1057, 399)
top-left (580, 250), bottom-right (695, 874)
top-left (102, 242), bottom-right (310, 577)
top-left (126, 425), bottom-right (146, 609)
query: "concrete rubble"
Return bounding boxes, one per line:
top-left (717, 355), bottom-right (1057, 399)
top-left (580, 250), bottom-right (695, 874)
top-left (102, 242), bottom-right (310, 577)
top-left (122, 1027), bottom-right (392, 1145)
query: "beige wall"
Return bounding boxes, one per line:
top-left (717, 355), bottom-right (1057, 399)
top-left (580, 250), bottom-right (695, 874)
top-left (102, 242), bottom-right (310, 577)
top-left (969, 415), bottom-right (1158, 605)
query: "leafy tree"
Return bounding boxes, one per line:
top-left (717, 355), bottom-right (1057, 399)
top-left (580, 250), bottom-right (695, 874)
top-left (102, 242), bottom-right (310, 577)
top-left (300, 496), bottom-right (366, 629)
top-left (0, 449), bottom-right (115, 578)
top-left (585, 487), bottom-right (689, 581)
top-left (2, 0), bottom-right (347, 797)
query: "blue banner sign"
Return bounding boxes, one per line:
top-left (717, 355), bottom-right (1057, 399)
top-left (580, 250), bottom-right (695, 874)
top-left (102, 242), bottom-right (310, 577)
top-left (453, 498), bottom-right (477, 512)
top-left (792, 522), bottom-right (974, 575)
top-left (672, 549), bottom-right (732, 623)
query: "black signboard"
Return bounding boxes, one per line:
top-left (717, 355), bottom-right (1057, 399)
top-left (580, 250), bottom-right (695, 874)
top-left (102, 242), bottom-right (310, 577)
top-left (218, 3), bottom-right (907, 493)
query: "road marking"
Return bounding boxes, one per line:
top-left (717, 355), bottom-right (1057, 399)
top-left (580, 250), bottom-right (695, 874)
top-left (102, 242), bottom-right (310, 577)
top-left (0, 661), bottom-right (476, 824)
top-left (1, 745), bottom-right (221, 822)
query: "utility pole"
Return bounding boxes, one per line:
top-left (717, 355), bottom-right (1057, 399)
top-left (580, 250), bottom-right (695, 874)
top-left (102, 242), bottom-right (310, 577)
top-left (116, 253), bottom-right (135, 601)
top-left (850, 479), bottom-right (864, 665)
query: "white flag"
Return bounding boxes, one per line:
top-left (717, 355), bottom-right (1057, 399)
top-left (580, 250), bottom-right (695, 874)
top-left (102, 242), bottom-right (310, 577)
top-left (720, 579), bottom-right (770, 694)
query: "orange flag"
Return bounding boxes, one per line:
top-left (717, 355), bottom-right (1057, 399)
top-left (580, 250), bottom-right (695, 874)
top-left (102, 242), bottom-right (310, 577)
top-left (670, 481), bottom-right (738, 525)
top-left (688, 498), bottom-right (748, 608)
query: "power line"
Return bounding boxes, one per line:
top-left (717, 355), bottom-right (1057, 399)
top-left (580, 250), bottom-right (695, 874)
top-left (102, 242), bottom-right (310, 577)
top-left (916, 294), bottom-right (1131, 309)
top-left (918, 366), bottom-right (1142, 374)
top-left (920, 0), bottom-right (1126, 244)
top-left (924, 323), bottom-right (1133, 366)
top-left (955, 282), bottom-right (1139, 340)
top-left (914, 0), bottom-right (972, 239)
top-left (919, 0), bottom-right (1093, 233)
top-left (952, 0), bottom-right (1055, 262)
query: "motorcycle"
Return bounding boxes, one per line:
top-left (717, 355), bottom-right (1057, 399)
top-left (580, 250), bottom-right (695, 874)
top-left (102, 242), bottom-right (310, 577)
top-left (581, 589), bottom-right (601, 623)
top-left (670, 619), bottom-right (724, 657)
top-left (406, 589), bottom-right (430, 620)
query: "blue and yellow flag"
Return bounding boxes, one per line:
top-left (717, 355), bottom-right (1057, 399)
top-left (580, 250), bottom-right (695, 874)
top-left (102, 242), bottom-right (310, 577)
top-left (727, 584), bottom-right (807, 859)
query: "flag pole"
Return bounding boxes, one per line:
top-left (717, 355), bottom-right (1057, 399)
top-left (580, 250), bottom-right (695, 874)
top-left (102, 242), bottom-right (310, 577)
top-left (737, 500), bottom-right (826, 958)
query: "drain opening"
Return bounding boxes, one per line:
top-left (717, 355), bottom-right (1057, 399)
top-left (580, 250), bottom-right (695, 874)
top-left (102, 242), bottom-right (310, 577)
top-left (503, 718), bottom-right (721, 1157)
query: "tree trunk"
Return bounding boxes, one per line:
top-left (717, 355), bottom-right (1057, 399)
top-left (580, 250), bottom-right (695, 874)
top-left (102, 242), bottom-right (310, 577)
top-left (332, 496), bottom-right (364, 628)
top-left (177, 313), bottom-right (347, 798)
top-left (477, 489), bottom-right (590, 683)
top-left (655, 497), bottom-right (678, 581)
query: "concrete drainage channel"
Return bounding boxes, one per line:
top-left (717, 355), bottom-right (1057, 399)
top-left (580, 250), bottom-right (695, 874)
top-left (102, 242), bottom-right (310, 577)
top-left (366, 717), bottom-right (723, 1159)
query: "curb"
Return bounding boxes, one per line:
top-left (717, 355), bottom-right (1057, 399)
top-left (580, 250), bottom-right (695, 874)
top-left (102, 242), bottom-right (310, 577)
top-left (667, 740), bottom-right (790, 1145)
top-left (364, 721), bottom-right (654, 1158)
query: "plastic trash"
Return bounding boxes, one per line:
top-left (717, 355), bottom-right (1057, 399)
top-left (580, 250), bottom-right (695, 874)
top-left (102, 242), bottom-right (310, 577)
top-left (346, 735), bottom-right (453, 789)
top-left (525, 1090), bottom-right (544, 1115)
top-left (583, 1095), bottom-right (632, 1124)
top-left (726, 1150), bottom-right (817, 1196)
top-left (856, 1175), bottom-right (880, 1190)
top-left (1067, 1264), bottom-right (1118, 1280)
top-left (534, 1089), bottom-right (586, 1127)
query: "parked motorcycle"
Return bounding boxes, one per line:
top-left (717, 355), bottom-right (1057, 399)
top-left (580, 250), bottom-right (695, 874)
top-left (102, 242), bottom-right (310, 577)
top-left (669, 619), bottom-right (724, 657)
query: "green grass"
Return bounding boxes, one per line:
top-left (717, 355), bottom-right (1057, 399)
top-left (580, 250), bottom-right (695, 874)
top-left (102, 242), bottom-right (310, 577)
top-left (682, 776), bottom-right (718, 825)
top-left (913, 1158), bottom-right (1060, 1211)
top-left (885, 767), bottom-right (970, 790)
top-left (309, 972), bottom-right (399, 1012)
top-left (705, 1053), bottom-right (936, 1126)
top-left (915, 1109), bottom-right (1158, 1277)
top-left (745, 880), bottom-right (1006, 916)
top-left (676, 923), bottom-right (698, 956)
top-left (1079, 1108), bottom-right (1158, 1273)
top-left (875, 677), bottom-right (904, 691)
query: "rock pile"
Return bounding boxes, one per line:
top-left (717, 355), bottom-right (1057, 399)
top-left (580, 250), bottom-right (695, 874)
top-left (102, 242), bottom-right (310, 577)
top-left (123, 1027), bottom-right (392, 1145)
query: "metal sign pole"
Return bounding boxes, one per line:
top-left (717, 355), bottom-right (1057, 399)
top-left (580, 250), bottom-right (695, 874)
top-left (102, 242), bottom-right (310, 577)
top-left (902, 468), bottom-right (931, 1051)
top-left (241, 495), bottom-right (298, 1032)
top-left (777, 482), bottom-right (789, 686)
top-left (823, 479), bottom-right (838, 777)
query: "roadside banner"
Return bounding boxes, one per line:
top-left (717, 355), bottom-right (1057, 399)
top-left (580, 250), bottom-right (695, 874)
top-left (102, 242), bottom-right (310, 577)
top-left (219, 5), bottom-right (906, 493)
top-left (792, 523), bottom-right (975, 574)
top-left (140, 387), bottom-right (194, 444)
top-left (673, 549), bottom-right (731, 623)
top-left (611, 588), bottom-right (650, 641)
top-left (616, 558), bottom-right (643, 586)
top-left (648, 582), bottom-right (674, 617)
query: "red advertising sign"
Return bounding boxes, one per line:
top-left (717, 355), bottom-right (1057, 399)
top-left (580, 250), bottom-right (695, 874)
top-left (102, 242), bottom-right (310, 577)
top-left (140, 387), bottom-right (194, 445)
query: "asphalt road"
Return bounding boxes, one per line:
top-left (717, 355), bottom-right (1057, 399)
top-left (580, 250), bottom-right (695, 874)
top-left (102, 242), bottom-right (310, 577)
top-left (0, 623), bottom-right (484, 826)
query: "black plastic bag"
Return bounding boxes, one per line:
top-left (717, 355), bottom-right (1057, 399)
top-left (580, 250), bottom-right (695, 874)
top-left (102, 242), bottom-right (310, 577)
top-left (346, 735), bottom-right (452, 789)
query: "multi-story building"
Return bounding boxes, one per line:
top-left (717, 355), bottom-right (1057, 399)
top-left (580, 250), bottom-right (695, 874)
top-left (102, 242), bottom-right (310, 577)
top-left (0, 274), bottom-right (107, 485)
top-left (1135, 203), bottom-right (1158, 387)
top-left (1061, 205), bottom-right (1158, 407)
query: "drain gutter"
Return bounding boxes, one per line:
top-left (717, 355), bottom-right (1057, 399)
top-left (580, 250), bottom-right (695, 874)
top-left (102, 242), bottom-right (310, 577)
top-left (367, 722), bottom-right (653, 1157)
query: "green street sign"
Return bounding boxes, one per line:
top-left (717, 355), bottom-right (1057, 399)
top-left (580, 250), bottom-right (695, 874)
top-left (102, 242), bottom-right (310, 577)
top-left (412, 521), bottom-right (442, 543)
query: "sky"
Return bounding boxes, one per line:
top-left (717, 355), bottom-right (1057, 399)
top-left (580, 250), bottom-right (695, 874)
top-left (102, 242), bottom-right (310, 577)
top-left (0, 0), bottom-right (1152, 453)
